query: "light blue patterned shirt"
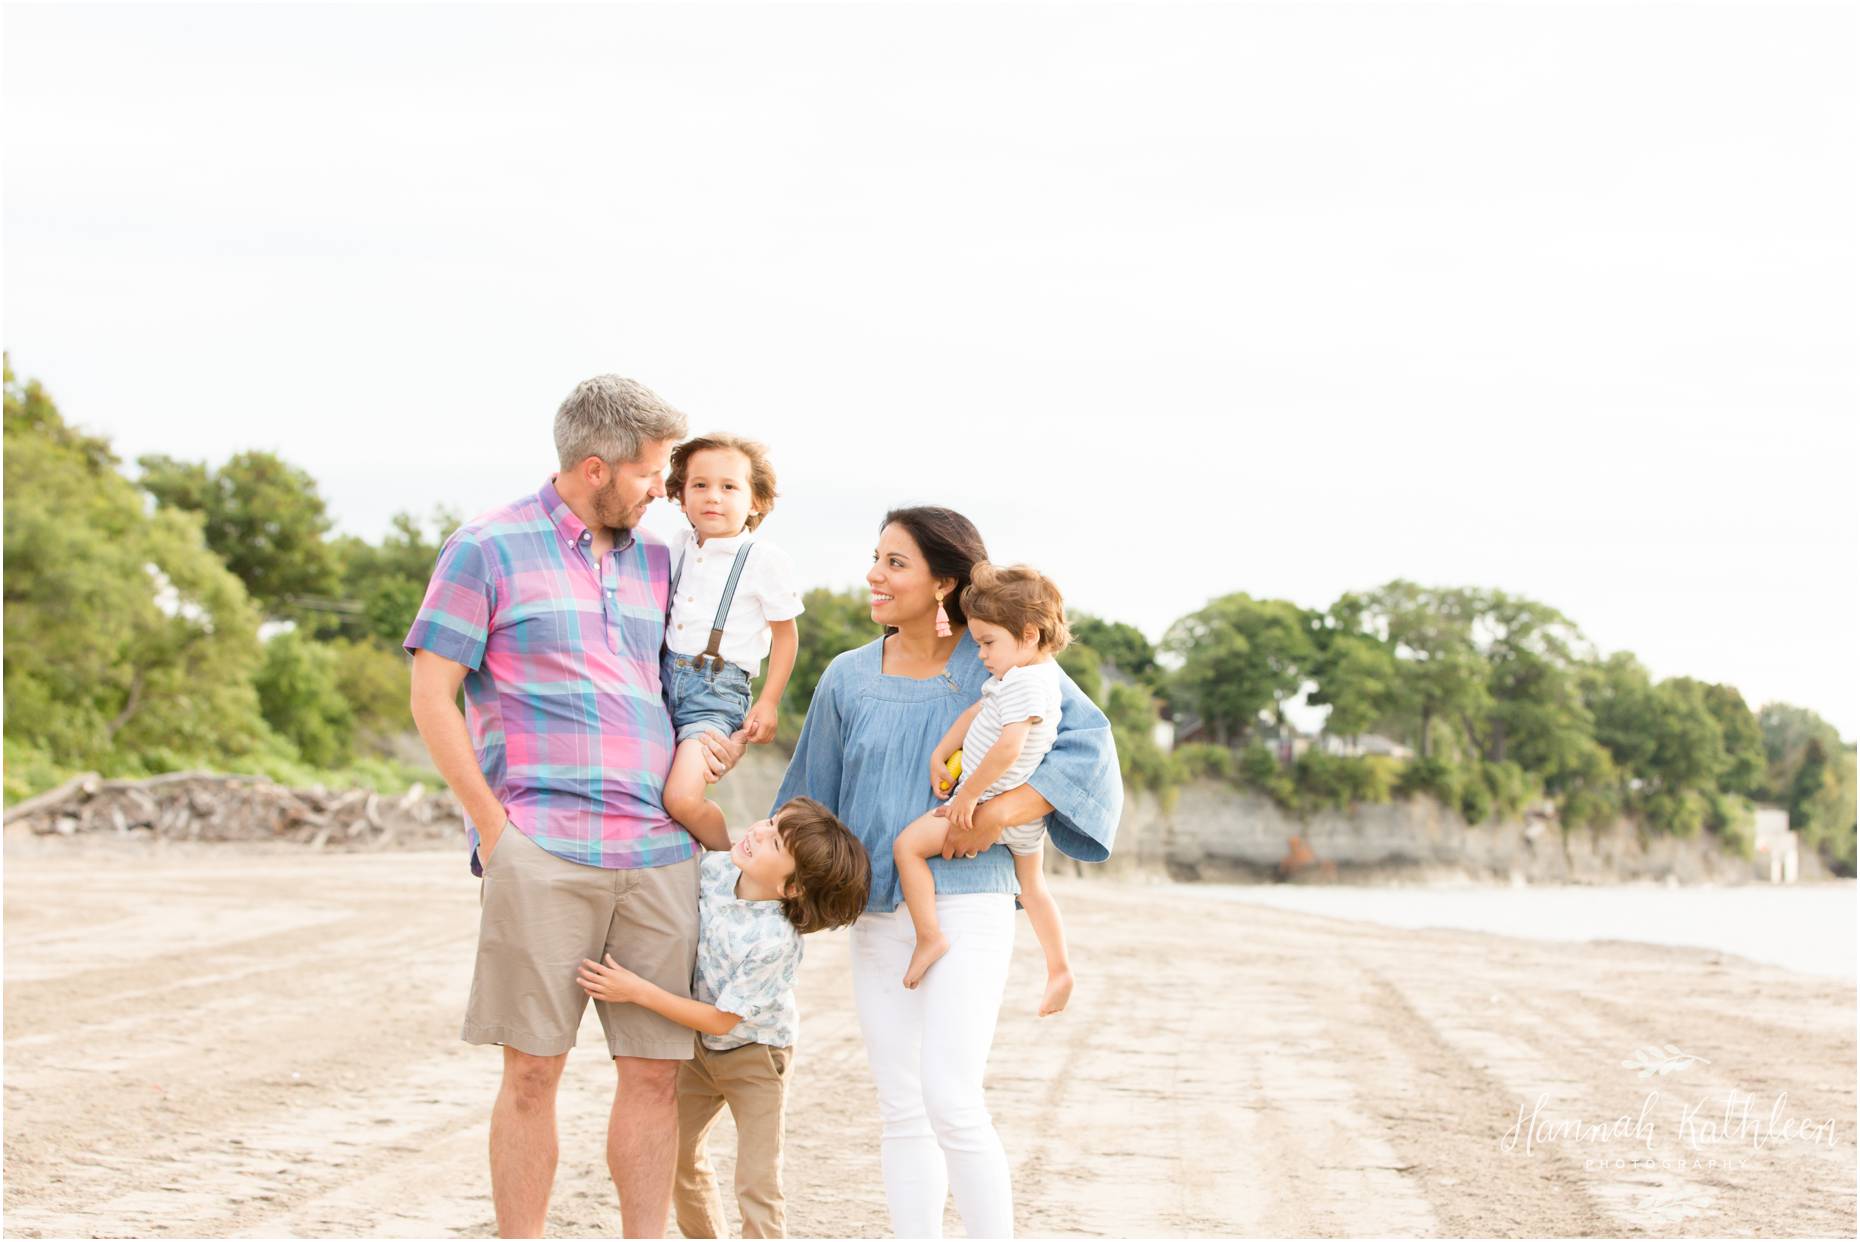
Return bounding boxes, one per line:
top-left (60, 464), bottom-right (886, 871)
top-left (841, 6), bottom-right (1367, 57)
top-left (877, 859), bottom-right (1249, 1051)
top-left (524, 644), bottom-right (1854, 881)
top-left (773, 631), bottom-right (1123, 914)
top-left (693, 851), bottom-right (801, 1051)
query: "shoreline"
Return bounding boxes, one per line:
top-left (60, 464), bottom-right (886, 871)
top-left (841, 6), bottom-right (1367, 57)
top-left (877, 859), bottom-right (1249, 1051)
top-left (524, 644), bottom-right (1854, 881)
top-left (1192, 878), bottom-right (1858, 982)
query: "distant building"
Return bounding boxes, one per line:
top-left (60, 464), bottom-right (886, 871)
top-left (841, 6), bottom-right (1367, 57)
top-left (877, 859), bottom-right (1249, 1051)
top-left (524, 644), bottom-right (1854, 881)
top-left (1162, 713), bottom-right (1413, 762)
top-left (1317, 733), bottom-right (1415, 761)
top-left (1752, 805), bottom-right (1799, 883)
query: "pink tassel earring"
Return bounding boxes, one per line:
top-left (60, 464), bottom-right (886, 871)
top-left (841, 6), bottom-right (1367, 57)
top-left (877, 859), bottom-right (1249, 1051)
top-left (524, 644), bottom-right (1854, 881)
top-left (934, 589), bottom-right (952, 638)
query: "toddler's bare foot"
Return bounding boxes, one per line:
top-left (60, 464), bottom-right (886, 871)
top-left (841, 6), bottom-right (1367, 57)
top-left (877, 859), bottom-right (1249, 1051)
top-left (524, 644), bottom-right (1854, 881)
top-left (1039, 969), bottom-right (1074, 1016)
top-left (902, 933), bottom-right (949, 989)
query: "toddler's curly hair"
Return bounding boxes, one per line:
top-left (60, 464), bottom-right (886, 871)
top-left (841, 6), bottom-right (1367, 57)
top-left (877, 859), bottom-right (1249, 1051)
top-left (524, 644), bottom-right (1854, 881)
top-left (959, 562), bottom-right (1071, 653)
top-left (666, 433), bottom-right (779, 531)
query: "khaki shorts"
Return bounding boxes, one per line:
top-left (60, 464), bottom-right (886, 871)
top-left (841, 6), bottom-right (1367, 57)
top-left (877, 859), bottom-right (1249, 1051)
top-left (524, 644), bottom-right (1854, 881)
top-left (464, 827), bottom-right (700, 1060)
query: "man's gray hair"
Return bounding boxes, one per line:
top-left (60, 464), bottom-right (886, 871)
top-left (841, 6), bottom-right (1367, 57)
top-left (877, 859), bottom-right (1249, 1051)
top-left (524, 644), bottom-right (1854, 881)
top-left (554, 375), bottom-right (689, 468)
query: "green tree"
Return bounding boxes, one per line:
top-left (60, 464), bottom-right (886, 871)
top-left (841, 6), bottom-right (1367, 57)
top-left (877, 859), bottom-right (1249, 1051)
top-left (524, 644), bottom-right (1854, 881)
top-left (1584, 653), bottom-right (1662, 777)
top-left (1647, 678), bottom-right (1729, 794)
top-left (1550, 739), bottom-right (1624, 829)
top-left (1476, 592), bottom-right (1592, 776)
top-left (1357, 582), bottom-right (1490, 759)
top-left (326, 637), bottom-right (413, 754)
top-left (1305, 595), bottom-right (1400, 743)
top-left (4, 363), bottom-right (272, 777)
top-left (328, 507), bottom-right (462, 644)
top-left (253, 631), bottom-right (355, 768)
top-left (139, 450), bottom-right (342, 616)
top-left (1757, 704), bottom-right (1855, 873)
top-left (1069, 613), bottom-right (1159, 688)
top-left (1758, 703), bottom-right (1844, 797)
top-left (1163, 594), bottom-right (1315, 745)
top-left (775, 587), bottom-right (879, 719)
top-left (1056, 641), bottom-right (1105, 707)
top-left (1789, 739), bottom-right (1833, 832)
top-left (1692, 681), bottom-right (1766, 797)
top-left (1585, 659), bottom-right (1734, 835)
top-left (1104, 681), bottom-right (1174, 790)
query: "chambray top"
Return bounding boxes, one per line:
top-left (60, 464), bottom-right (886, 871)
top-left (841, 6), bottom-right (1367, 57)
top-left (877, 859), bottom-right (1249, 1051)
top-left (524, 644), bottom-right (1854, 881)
top-left (773, 631), bottom-right (1123, 913)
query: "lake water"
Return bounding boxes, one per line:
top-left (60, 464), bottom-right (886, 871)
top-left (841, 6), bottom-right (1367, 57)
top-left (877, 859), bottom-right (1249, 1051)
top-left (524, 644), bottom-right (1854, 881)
top-left (1194, 881), bottom-right (1858, 980)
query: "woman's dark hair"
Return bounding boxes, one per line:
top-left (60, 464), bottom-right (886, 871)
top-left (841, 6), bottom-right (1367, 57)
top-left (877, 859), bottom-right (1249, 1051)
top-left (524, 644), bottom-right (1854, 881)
top-left (880, 507), bottom-right (989, 630)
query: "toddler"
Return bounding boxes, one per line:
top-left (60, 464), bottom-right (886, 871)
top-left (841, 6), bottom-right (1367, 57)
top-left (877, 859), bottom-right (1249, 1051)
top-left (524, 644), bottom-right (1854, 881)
top-left (661, 433), bottom-right (804, 850)
top-left (893, 562), bottom-right (1075, 1015)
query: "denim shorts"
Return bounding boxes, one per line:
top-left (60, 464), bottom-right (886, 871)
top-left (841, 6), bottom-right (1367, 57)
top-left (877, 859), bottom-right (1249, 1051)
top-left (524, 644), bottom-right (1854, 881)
top-left (662, 648), bottom-right (753, 744)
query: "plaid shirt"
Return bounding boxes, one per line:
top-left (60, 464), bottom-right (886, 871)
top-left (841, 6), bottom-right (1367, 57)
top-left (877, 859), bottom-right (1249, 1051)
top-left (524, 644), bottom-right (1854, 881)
top-left (404, 479), bottom-right (691, 875)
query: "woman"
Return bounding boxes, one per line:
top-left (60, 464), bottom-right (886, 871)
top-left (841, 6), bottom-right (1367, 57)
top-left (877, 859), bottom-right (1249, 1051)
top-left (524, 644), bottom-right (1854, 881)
top-left (773, 506), bottom-right (1121, 1237)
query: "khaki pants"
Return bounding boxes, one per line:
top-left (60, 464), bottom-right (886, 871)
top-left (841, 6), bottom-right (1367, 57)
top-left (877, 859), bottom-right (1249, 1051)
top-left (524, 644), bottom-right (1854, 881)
top-left (674, 1041), bottom-right (793, 1238)
top-left (465, 827), bottom-right (700, 1059)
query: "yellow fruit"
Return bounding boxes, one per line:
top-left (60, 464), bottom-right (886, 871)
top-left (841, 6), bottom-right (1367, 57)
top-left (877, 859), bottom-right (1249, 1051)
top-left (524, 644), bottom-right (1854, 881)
top-left (939, 749), bottom-right (963, 792)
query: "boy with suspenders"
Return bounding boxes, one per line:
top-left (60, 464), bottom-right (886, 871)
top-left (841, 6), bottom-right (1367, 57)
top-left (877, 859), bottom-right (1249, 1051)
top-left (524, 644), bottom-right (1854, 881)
top-left (658, 434), bottom-right (805, 852)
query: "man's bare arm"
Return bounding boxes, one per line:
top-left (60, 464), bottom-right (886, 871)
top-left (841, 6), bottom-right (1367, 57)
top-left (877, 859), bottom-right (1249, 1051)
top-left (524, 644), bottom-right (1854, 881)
top-left (409, 649), bottom-right (507, 852)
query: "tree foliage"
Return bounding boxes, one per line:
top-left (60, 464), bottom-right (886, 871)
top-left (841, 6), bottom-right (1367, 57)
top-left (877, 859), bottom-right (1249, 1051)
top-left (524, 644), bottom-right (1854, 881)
top-left (139, 449), bottom-right (342, 617)
top-left (1069, 613), bottom-right (1160, 689)
top-left (4, 363), bottom-right (273, 775)
top-left (1304, 595), bottom-right (1400, 742)
top-left (327, 508), bottom-right (460, 644)
top-left (254, 630), bottom-right (355, 769)
top-left (773, 587), bottom-right (879, 721)
top-left (1163, 593), bottom-right (1315, 745)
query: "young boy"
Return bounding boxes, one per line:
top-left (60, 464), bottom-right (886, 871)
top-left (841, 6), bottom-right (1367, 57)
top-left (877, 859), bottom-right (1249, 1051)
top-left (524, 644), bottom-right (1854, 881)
top-left (578, 796), bottom-right (870, 1239)
top-left (659, 433), bottom-right (804, 852)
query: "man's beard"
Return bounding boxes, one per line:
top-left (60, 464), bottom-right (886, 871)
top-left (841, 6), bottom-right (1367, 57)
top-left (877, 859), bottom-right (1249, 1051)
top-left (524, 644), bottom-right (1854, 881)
top-left (592, 476), bottom-right (638, 532)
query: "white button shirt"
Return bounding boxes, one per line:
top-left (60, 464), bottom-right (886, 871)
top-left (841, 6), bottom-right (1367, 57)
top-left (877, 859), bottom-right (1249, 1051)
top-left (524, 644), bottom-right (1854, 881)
top-left (666, 527), bottom-right (805, 676)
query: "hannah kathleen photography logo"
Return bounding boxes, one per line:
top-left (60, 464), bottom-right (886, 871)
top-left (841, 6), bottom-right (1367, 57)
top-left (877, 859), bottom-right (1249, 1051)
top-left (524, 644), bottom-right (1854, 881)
top-left (1498, 1043), bottom-right (1839, 1173)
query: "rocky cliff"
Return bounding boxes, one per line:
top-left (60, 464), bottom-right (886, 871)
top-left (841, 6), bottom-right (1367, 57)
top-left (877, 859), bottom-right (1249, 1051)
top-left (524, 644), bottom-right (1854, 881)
top-left (719, 751), bottom-right (1818, 886)
top-left (1084, 780), bottom-right (1833, 885)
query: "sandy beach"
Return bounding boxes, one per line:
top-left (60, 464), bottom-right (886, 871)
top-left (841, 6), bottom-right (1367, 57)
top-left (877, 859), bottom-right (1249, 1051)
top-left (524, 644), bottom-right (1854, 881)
top-left (4, 832), bottom-right (1854, 1239)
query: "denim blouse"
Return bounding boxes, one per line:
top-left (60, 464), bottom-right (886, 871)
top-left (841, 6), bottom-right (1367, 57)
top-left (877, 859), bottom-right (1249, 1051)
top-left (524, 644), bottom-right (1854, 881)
top-left (772, 631), bottom-right (1124, 913)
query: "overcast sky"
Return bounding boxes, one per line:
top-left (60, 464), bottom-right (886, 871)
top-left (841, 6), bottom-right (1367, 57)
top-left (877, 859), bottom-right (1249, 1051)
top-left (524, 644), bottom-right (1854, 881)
top-left (5, 3), bottom-right (1855, 739)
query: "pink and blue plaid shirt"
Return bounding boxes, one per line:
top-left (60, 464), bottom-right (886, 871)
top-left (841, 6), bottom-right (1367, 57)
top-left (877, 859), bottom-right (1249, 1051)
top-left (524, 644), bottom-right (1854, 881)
top-left (404, 479), bottom-right (690, 876)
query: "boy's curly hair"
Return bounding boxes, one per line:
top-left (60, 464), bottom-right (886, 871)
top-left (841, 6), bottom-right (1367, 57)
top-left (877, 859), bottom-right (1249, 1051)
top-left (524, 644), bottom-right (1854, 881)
top-left (775, 796), bottom-right (871, 934)
top-left (666, 433), bottom-right (779, 530)
top-left (958, 562), bottom-right (1071, 653)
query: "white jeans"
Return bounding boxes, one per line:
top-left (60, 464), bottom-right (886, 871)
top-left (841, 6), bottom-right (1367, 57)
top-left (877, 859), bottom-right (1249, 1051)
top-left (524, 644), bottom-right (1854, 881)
top-left (851, 893), bottom-right (1016, 1238)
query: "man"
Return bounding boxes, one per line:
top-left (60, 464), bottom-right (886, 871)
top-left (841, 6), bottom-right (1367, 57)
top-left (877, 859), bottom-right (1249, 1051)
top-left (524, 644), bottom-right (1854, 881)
top-left (407, 375), bottom-right (742, 1238)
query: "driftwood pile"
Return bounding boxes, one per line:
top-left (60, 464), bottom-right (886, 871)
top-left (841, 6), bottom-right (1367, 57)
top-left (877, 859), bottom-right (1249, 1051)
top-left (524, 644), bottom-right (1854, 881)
top-left (3, 771), bottom-right (464, 851)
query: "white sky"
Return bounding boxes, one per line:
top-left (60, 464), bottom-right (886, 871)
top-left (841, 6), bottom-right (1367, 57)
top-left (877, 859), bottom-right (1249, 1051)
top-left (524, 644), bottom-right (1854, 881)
top-left (5, 3), bottom-right (1856, 740)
